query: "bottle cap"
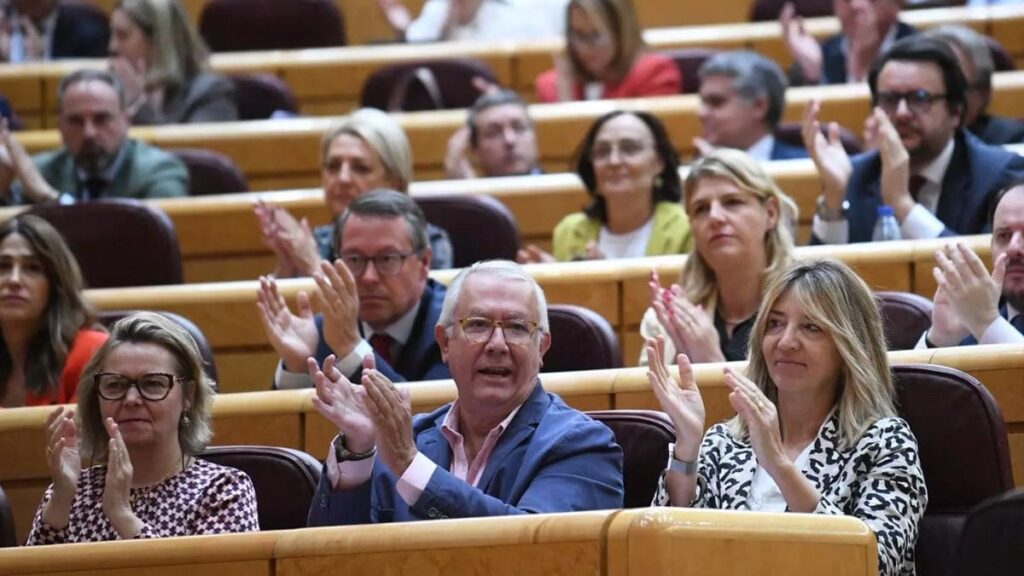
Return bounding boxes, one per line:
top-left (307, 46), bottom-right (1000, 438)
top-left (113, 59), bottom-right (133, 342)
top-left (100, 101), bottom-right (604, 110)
top-left (877, 205), bottom-right (894, 216)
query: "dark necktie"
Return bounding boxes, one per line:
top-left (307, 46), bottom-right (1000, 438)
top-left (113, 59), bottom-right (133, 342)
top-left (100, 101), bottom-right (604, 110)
top-left (909, 175), bottom-right (927, 203)
top-left (369, 333), bottom-right (394, 366)
top-left (81, 177), bottom-right (106, 201)
top-left (1011, 315), bottom-right (1024, 335)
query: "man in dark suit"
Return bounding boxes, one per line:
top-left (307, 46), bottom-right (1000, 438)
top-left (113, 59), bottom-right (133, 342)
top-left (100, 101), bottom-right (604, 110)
top-left (923, 25), bottom-right (1024, 146)
top-left (805, 36), bottom-right (1024, 244)
top-left (305, 259), bottom-right (623, 525)
top-left (919, 181), bottom-right (1024, 348)
top-left (262, 190), bottom-right (451, 389)
top-left (781, 0), bottom-right (914, 85)
top-left (2, 0), bottom-right (109, 62)
top-left (696, 50), bottom-right (808, 162)
top-left (0, 69), bottom-right (188, 204)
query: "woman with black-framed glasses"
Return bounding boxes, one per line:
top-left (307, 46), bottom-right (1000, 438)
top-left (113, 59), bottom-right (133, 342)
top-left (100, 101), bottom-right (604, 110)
top-left (26, 312), bottom-right (259, 545)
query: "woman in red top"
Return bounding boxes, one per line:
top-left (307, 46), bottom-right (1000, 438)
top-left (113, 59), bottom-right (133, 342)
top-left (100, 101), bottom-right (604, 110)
top-left (536, 0), bottom-right (681, 103)
top-left (0, 216), bottom-right (107, 408)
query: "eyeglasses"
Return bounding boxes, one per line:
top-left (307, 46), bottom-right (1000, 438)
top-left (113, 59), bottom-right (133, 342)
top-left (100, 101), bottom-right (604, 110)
top-left (339, 252), bottom-right (419, 276)
top-left (95, 373), bottom-right (179, 401)
top-left (457, 317), bottom-right (539, 346)
top-left (591, 139), bottom-right (652, 163)
top-left (568, 29), bottom-right (611, 48)
top-left (875, 90), bottom-right (947, 115)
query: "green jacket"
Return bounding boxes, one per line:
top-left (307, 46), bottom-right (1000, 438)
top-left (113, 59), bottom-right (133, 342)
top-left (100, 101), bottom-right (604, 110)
top-left (24, 139), bottom-right (188, 203)
top-left (552, 201), bottom-right (692, 261)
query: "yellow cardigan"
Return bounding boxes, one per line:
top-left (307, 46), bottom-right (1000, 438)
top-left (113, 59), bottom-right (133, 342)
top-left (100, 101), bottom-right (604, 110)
top-left (551, 202), bottom-right (693, 262)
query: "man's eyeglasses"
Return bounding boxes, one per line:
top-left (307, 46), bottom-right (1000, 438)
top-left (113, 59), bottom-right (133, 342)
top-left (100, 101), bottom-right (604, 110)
top-left (457, 317), bottom-right (539, 346)
top-left (591, 139), bottom-right (652, 163)
top-left (340, 252), bottom-right (419, 276)
top-left (875, 90), bottom-right (947, 115)
top-left (95, 373), bottom-right (180, 401)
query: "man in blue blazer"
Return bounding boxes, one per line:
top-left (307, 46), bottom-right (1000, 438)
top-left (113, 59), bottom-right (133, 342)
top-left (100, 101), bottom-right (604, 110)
top-left (696, 51), bottom-right (808, 162)
top-left (306, 260), bottom-right (624, 525)
top-left (2, 1), bottom-right (109, 62)
top-left (806, 36), bottom-right (1024, 244)
top-left (918, 182), bottom-right (1024, 349)
top-left (262, 190), bottom-right (451, 389)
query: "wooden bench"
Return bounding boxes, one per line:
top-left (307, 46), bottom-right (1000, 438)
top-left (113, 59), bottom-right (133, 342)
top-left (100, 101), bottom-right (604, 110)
top-left (4, 5), bottom-right (1022, 127)
top-left (6, 72), bottom-right (1024, 190)
top-left (1, 345), bottom-right (1016, 547)
top-left (0, 508), bottom-right (876, 575)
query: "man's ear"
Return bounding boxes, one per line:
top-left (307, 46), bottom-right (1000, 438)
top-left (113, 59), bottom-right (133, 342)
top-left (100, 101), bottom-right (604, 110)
top-left (434, 324), bottom-right (450, 363)
top-left (537, 330), bottom-right (552, 364)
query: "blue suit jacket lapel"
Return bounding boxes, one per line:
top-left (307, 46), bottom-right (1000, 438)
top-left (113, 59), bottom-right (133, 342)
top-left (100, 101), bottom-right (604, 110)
top-left (418, 418), bottom-right (452, 471)
top-left (476, 382), bottom-right (548, 492)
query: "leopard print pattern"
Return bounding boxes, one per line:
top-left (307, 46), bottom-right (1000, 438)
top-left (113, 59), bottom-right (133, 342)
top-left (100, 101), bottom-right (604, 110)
top-left (654, 414), bottom-right (927, 576)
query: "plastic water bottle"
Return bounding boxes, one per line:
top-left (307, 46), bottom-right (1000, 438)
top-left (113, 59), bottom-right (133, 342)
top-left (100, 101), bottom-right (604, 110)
top-left (872, 205), bottom-right (902, 242)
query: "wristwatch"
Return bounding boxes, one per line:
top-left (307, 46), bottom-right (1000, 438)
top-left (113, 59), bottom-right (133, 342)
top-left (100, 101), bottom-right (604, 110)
top-left (815, 195), bottom-right (849, 222)
top-left (669, 456), bottom-right (697, 476)
top-left (333, 433), bottom-right (376, 462)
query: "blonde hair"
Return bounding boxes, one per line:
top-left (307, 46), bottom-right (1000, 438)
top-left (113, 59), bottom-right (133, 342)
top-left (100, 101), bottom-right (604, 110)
top-left (679, 148), bottom-right (798, 313)
top-left (728, 259), bottom-right (897, 450)
top-left (566, 0), bottom-right (645, 83)
top-left (77, 312), bottom-right (215, 461)
top-left (319, 108), bottom-right (414, 193)
top-left (115, 0), bottom-right (210, 89)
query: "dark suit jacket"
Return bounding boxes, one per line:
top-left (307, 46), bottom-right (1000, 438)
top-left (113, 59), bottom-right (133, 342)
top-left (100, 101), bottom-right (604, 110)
top-left (770, 139), bottom-right (809, 160)
top-left (969, 114), bottom-right (1024, 146)
top-left (307, 381), bottom-right (624, 526)
top-left (819, 22), bottom-right (916, 85)
top-left (132, 73), bottom-right (239, 125)
top-left (960, 303), bottom-right (1019, 345)
top-left (312, 279), bottom-right (451, 383)
top-left (51, 3), bottom-right (109, 59)
top-left (814, 130), bottom-right (1024, 244)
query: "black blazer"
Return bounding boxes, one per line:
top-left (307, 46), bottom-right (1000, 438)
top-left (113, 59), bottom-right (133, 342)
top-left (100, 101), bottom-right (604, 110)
top-left (969, 114), bottom-right (1024, 146)
top-left (51, 3), bottom-right (109, 59)
top-left (819, 21), bottom-right (916, 85)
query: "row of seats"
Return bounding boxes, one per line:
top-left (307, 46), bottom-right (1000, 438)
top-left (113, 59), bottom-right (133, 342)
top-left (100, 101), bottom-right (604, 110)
top-left (0, 358), bottom-right (1017, 576)
top-left (2, 4), bottom-right (1020, 127)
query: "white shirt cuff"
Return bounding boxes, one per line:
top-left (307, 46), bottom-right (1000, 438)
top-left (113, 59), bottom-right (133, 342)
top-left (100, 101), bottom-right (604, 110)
top-left (913, 331), bottom-right (929, 350)
top-left (273, 362), bottom-right (313, 389)
top-left (978, 317), bottom-right (1024, 344)
top-left (325, 436), bottom-right (377, 490)
top-left (335, 339), bottom-right (374, 378)
top-left (811, 215), bottom-right (850, 244)
top-left (396, 452), bottom-right (437, 507)
top-left (900, 204), bottom-right (945, 240)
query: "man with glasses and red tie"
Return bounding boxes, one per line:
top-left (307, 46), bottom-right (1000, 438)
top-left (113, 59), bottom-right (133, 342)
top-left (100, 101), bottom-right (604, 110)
top-left (803, 36), bottom-right (1024, 244)
top-left (305, 259), bottom-right (623, 525)
top-left (258, 189), bottom-right (450, 389)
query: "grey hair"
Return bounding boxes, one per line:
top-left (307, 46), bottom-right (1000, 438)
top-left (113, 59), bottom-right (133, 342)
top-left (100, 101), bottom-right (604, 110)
top-left (437, 260), bottom-right (549, 333)
top-left (923, 25), bottom-right (994, 90)
top-left (698, 50), bottom-right (788, 129)
top-left (77, 312), bottom-right (215, 461)
top-left (467, 89), bottom-right (531, 146)
top-left (319, 108), bottom-right (414, 192)
top-left (336, 188), bottom-right (429, 253)
top-left (57, 69), bottom-right (126, 110)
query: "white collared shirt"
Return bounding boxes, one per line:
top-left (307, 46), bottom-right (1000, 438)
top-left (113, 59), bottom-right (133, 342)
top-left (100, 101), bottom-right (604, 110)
top-left (274, 297), bottom-right (424, 389)
top-left (405, 0), bottom-right (567, 43)
top-left (7, 9), bottom-right (57, 62)
top-left (744, 134), bottom-right (776, 163)
top-left (812, 138), bottom-right (957, 244)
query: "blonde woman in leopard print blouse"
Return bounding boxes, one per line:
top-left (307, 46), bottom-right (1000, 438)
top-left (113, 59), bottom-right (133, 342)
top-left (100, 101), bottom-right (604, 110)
top-left (648, 259), bottom-right (927, 576)
top-left (27, 313), bottom-right (258, 544)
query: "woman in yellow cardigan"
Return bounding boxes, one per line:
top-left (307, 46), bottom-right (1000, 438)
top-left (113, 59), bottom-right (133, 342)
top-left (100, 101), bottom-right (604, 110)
top-left (518, 110), bottom-right (692, 262)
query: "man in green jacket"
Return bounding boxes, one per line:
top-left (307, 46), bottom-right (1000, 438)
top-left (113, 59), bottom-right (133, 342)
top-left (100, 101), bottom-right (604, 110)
top-left (0, 69), bottom-right (187, 205)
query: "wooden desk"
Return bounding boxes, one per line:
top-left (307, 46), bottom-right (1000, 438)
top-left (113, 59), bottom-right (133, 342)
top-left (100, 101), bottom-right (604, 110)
top-left (4, 5), bottom-right (1022, 127)
top-left (8, 72), bottom-right (1024, 190)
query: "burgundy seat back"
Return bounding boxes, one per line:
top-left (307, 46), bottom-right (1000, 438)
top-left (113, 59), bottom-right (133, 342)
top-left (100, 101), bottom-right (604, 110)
top-left (415, 195), bottom-right (520, 267)
top-left (199, 0), bottom-right (345, 52)
top-left (661, 48), bottom-right (718, 94)
top-left (893, 364), bottom-right (1014, 576)
top-left (169, 148), bottom-right (248, 196)
top-left (749, 0), bottom-right (833, 21)
top-left (27, 199), bottom-right (182, 288)
top-left (0, 485), bottom-right (15, 547)
top-left (955, 488), bottom-right (1024, 576)
top-left (198, 445), bottom-right (322, 531)
top-left (230, 74), bottom-right (300, 120)
top-left (97, 310), bottom-right (218, 383)
top-left (877, 291), bottom-right (934, 350)
top-left (545, 305), bottom-right (622, 373)
top-left (586, 410), bottom-right (675, 508)
top-left (774, 121), bottom-right (863, 155)
top-left (360, 59), bottom-right (498, 111)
